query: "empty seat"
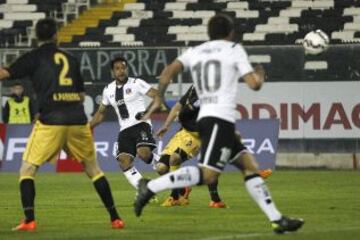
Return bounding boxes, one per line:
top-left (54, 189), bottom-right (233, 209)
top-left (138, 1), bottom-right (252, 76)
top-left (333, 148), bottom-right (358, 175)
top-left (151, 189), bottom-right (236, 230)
top-left (112, 33), bottom-right (135, 42)
top-left (227, 2), bottom-right (249, 10)
top-left (234, 10), bottom-right (259, 18)
top-left (0, 4), bottom-right (37, 13)
top-left (343, 7), bottom-right (360, 15)
top-left (243, 32), bottom-right (266, 41)
top-left (118, 19), bottom-right (141, 27)
top-left (130, 10), bottom-right (153, 19)
top-left (176, 33), bottom-right (208, 41)
top-left (123, 3), bottom-right (145, 11)
top-left (186, 2), bottom-right (225, 11)
top-left (105, 26), bottom-right (127, 34)
top-left (332, 31), bottom-right (355, 39)
top-left (0, 20), bottom-right (13, 29)
top-left (256, 24), bottom-right (298, 33)
top-left (3, 12), bottom-right (45, 20)
top-left (165, 2), bottom-right (187, 11)
top-left (168, 25), bottom-right (189, 34)
top-left (304, 61), bottom-right (328, 70)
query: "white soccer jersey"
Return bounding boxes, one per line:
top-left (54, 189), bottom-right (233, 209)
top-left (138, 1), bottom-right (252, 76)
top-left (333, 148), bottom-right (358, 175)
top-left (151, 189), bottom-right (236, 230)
top-left (102, 77), bottom-right (152, 131)
top-left (177, 40), bottom-right (253, 123)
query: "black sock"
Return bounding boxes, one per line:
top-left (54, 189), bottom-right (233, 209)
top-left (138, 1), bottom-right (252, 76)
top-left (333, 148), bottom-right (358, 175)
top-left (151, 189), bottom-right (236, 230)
top-left (20, 178), bottom-right (35, 223)
top-left (170, 189), bottom-right (180, 200)
top-left (208, 180), bottom-right (221, 202)
top-left (143, 153), bottom-right (153, 164)
top-left (93, 176), bottom-right (120, 221)
top-left (178, 188), bottom-right (186, 196)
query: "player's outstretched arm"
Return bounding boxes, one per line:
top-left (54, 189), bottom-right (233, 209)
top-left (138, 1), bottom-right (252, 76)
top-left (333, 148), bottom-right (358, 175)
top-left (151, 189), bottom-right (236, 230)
top-left (89, 103), bottom-right (108, 129)
top-left (0, 68), bottom-right (10, 81)
top-left (140, 88), bottom-right (161, 121)
top-left (243, 65), bottom-right (265, 91)
top-left (156, 102), bottom-right (183, 138)
top-left (158, 60), bottom-right (183, 98)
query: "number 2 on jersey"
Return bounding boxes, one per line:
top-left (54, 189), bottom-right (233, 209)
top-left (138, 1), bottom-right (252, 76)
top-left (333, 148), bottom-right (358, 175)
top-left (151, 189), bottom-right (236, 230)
top-left (192, 60), bottom-right (221, 94)
top-left (54, 52), bottom-right (73, 86)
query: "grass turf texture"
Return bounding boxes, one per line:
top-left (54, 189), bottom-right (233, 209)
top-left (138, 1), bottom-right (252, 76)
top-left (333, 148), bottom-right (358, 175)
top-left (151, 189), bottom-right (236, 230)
top-left (0, 170), bottom-right (359, 240)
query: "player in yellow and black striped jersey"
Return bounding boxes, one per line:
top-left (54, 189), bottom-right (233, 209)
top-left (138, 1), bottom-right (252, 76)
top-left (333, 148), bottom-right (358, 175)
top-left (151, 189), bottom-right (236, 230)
top-left (0, 18), bottom-right (124, 231)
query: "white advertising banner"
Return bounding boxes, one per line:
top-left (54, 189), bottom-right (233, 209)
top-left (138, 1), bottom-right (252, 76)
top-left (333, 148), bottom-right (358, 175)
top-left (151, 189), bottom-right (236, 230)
top-left (236, 82), bottom-right (360, 139)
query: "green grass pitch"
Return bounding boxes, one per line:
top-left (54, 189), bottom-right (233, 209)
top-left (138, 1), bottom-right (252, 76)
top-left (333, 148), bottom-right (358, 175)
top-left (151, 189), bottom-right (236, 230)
top-left (0, 170), bottom-right (359, 240)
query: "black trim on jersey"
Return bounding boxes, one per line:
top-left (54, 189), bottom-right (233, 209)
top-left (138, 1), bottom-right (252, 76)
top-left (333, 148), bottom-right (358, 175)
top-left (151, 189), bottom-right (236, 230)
top-left (115, 86), bottom-right (129, 119)
top-left (159, 154), bottom-right (170, 166)
top-left (174, 148), bottom-right (189, 163)
top-left (178, 85), bottom-right (199, 132)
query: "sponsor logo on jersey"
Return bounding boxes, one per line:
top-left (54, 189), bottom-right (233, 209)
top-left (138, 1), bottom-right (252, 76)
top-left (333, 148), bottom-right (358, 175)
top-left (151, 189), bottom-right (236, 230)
top-left (53, 92), bottom-right (81, 101)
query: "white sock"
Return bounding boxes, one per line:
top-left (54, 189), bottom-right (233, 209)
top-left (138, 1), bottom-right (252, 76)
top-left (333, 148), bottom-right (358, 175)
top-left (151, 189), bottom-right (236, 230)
top-left (123, 166), bottom-right (143, 189)
top-left (245, 176), bottom-right (282, 221)
top-left (151, 153), bottom-right (160, 170)
top-left (147, 166), bottom-right (201, 193)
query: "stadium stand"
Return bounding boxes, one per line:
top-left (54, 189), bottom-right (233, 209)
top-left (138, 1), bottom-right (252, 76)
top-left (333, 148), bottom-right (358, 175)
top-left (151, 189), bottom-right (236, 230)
top-left (1, 0), bottom-right (360, 47)
top-left (0, 0), bottom-right (69, 46)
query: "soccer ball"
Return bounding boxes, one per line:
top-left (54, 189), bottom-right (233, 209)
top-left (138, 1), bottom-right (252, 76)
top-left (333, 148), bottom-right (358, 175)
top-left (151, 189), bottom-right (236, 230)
top-left (303, 29), bottom-right (330, 55)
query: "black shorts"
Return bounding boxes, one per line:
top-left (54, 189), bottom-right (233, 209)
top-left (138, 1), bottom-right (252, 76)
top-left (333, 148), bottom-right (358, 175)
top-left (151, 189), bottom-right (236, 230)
top-left (116, 122), bottom-right (156, 158)
top-left (198, 117), bottom-right (248, 172)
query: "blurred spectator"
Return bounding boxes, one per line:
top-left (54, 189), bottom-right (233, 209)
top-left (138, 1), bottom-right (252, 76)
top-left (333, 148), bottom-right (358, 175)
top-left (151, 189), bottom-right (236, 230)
top-left (2, 81), bottom-right (38, 124)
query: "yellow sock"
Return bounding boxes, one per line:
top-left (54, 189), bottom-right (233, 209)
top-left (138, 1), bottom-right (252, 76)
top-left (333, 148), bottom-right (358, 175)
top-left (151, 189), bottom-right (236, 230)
top-left (170, 165), bottom-right (180, 172)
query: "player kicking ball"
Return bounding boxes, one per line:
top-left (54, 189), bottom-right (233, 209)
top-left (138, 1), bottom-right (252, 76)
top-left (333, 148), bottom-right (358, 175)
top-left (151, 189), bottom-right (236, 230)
top-left (155, 85), bottom-right (272, 208)
top-left (134, 14), bottom-right (304, 234)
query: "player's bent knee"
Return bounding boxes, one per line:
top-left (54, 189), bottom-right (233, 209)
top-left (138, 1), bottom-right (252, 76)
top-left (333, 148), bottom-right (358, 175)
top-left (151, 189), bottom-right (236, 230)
top-left (82, 161), bottom-right (102, 179)
top-left (201, 168), bottom-right (220, 185)
top-left (136, 147), bottom-right (152, 162)
top-left (155, 162), bottom-right (169, 175)
top-left (117, 155), bottom-right (134, 171)
top-left (169, 154), bottom-right (182, 166)
top-left (19, 161), bottom-right (37, 177)
top-left (202, 175), bottom-right (218, 185)
top-left (241, 153), bottom-right (259, 171)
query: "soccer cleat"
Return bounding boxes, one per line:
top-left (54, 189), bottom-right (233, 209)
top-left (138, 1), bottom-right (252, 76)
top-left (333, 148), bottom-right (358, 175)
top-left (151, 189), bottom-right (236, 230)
top-left (134, 178), bottom-right (155, 217)
top-left (259, 169), bottom-right (273, 179)
top-left (182, 187), bottom-right (192, 199)
top-left (209, 201), bottom-right (227, 208)
top-left (161, 197), bottom-right (180, 207)
top-left (12, 220), bottom-right (37, 231)
top-left (111, 219), bottom-right (125, 229)
top-left (271, 216), bottom-right (304, 234)
top-left (177, 196), bottom-right (189, 206)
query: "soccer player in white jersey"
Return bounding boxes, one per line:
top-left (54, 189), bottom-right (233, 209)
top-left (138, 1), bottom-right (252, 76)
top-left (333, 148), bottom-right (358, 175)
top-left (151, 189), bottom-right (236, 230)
top-left (90, 56), bottom-right (161, 191)
top-left (134, 14), bottom-right (304, 234)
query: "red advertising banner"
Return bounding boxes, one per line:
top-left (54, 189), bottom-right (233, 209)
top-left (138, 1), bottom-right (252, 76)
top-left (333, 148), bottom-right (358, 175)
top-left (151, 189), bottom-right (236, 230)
top-left (56, 158), bottom-right (83, 173)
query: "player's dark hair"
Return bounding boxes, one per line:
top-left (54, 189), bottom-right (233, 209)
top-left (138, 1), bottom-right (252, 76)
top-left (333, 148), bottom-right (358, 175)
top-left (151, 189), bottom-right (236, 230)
top-left (111, 56), bottom-right (128, 69)
top-left (35, 18), bottom-right (57, 41)
top-left (208, 14), bottom-right (234, 40)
